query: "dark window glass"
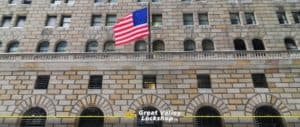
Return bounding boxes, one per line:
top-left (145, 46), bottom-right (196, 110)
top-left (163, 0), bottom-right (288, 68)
top-left (252, 74), bottom-right (268, 88)
top-left (22, 0), bottom-right (32, 4)
top-left (183, 13), bottom-right (193, 25)
top-left (135, 40), bottom-right (147, 52)
top-left (55, 41), bottom-right (67, 52)
top-left (143, 75), bottom-right (156, 89)
top-left (184, 40), bottom-right (196, 51)
top-left (79, 107), bottom-right (104, 127)
top-left (234, 39), bottom-right (246, 50)
top-left (137, 106), bottom-right (162, 127)
top-left (255, 106), bottom-right (284, 127)
top-left (292, 12), bottom-right (300, 23)
top-left (34, 76), bottom-right (50, 89)
top-left (60, 15), bottom-right (71, 27)
top-left (88, 75), bottom-right (102, 89)
top-left (9, 0), bottom-right (17, 4)
top-left (245, 12), bottom-right (256, 24)
top-left (152, 14), bottom-right (162, 26)
top-left (252, 39), bottom-right (265, 50)
top-left (277, 12), bottom-right (288, 24)
top-left (284, 38), bottom-right (297, 50)
top-left (202, 39), bottom-right (214, 51)
top-left (45, 16), bottom-right (57, 27)
top-left (91, 15), bottom-right (101, 26)
top-left (230, 12), bottom-right (240, 24)
top-left (105, 15), bottom-right (116, 26)
top-left (103, 41), bottom-right (115, 52)
top-left (20, 107), bottom-right (46, 127)
top-left (152, 40), bottom-right (165, 51)
top-left (195, 106), bottom-right (223, 127)
top-left (197, 74), bottom-right (211, 88)
top-left (198, 13), bottom-right (209, 25)
top-left (7, 41), bottom-right (19, 53)
top-left (86, 41), bottom-right (98, 52)
top-left (15, 16), bottom-right (26, 27)
top-left (37, 41), bottom-right (49, 52)
top-left (1, 16), bottom-right (12, 27)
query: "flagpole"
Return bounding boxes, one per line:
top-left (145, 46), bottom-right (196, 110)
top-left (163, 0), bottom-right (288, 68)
top-left (147, 1), bottom-right (152, 58)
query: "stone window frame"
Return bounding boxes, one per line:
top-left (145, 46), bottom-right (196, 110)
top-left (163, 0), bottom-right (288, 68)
top-left (34, 75), bottom-right (50, 89)
top-left (0, 15), bottom-right (13, 28)
top-left (45, 15), bottom-right (57, 27)
top-left (20, 107), bottom-right (47, 127)
top-left (55, 41), bottom-right (67, 52)
top-left (88, 75), bottom-right (103, 89)
top-left (251, 73), bottom-right (268, 88)
top-left (14, 15), bottom-right (27, 28)
top-left (197, 74), bottom-right (211, 88)
top-left (6, 40), bottom-right (20, 53)
top-left (37, 41), bottom-right (50, 53)
top-left (143, 75), bottom-right (156, 89)
top-left (194, 106), bottom-right (224, 127)
top-left (86, 40), bottom-right (99, 52)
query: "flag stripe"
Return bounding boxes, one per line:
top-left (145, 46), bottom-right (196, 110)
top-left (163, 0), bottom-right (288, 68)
top-left (113, 8), bottom-right (149, 46)
top-left (115, 32), bottom-right (149, 46)
top-left (115, 24), bottom-right (148, 38)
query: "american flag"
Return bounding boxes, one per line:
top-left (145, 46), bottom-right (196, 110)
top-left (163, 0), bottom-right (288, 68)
top-left (113, 8), bottom-right (149, 46)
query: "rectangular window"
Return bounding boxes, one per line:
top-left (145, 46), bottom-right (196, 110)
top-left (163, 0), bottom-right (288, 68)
top-left (60, 15), bottom-right (71, 27)
top-left (197, 74), bottom-right (211, 88)
top-left (95, 0), bottom-right (102, 3)
top-left (245, 12), bottom-right (256, 24)
top-left (277, 12), bottom-right (288, 24)
top-left (138, 0), bottom-right (147, 2)
top-left (88, 75), bottom-right (103, 89)
top-left (230, 12), bottom-right (240, 24)
top-left (108, 0), bottom-right (117, 3)
top-left (292, 11), bottom-right (300, 24)
top-left (15, 16), bottom-right (26, 27)
top-left (105, 15), bottom-right (116, 26)
top-left (9, 0), bottom-right (17, 4)
top-left (34, 75), bottom-right (50, 89)
top-left (252, 74), bottom-right (268, 88)
top-left (22, 0), bottom-right (32, 4)
top-left (183, 13), bottom-right (193, 25)
top-left (91, 15), bottom-right (101, 26)
top-left (51, 0), bottom-right (61, 4)
top-left (45, 16), bottom-right (57, 27)
top-left (143, 75), bottom-right (156, 89)
top-left (152, 14), bottom-right (162, 26)
top-left (1, 16), bottom-right (12, 27)
top-left (198, 13), bottom-right (209, 25)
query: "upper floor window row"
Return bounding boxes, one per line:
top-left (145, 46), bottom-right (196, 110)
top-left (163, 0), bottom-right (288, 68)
top-left (45, 15), bottom-right (71, 28)
top-left (8, 0), bottom-right (31, 5)
top-left (0, 15), bottom-right (27, 28)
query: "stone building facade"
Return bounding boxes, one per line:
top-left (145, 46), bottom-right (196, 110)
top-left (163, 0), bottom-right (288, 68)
top-left (0, 0), bottom-right (300, 127)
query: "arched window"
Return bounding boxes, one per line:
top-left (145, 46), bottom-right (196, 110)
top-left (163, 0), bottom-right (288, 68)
top-left (184, 39), bottom-right (196, 51)
top-left (103, 41), bottom-right (115, 52)
top-left (254, 106), bottom-right (284, 127)
top-left (55, 41), bottom-right (67, 52)
top-left (153, 40), bottom-right (165, 51)
top-left (7, 41), bottom-right (19, 53)
top-left (135, 40), bottom-right (147, 52)
top-left (86, 41), bottom-right (98, 52)
top-left (20, 107), bottom-right (46, 127)
top-left (234, 39), bottom-right (246, 50)
top-left (78, 107), bottom-right (104, 127)
top-left (37, 41), bottom-right (49, 52)
top-left (284, 38), bottom-right (297, 50)
top-left (202, 39), bottom-right (214, 51)
top-left (194, 106), bottom-right (223, 127)
top-left (137, 106), bottom-right (162, 127)
top-left (252, 39), bottom-right (265, 50)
